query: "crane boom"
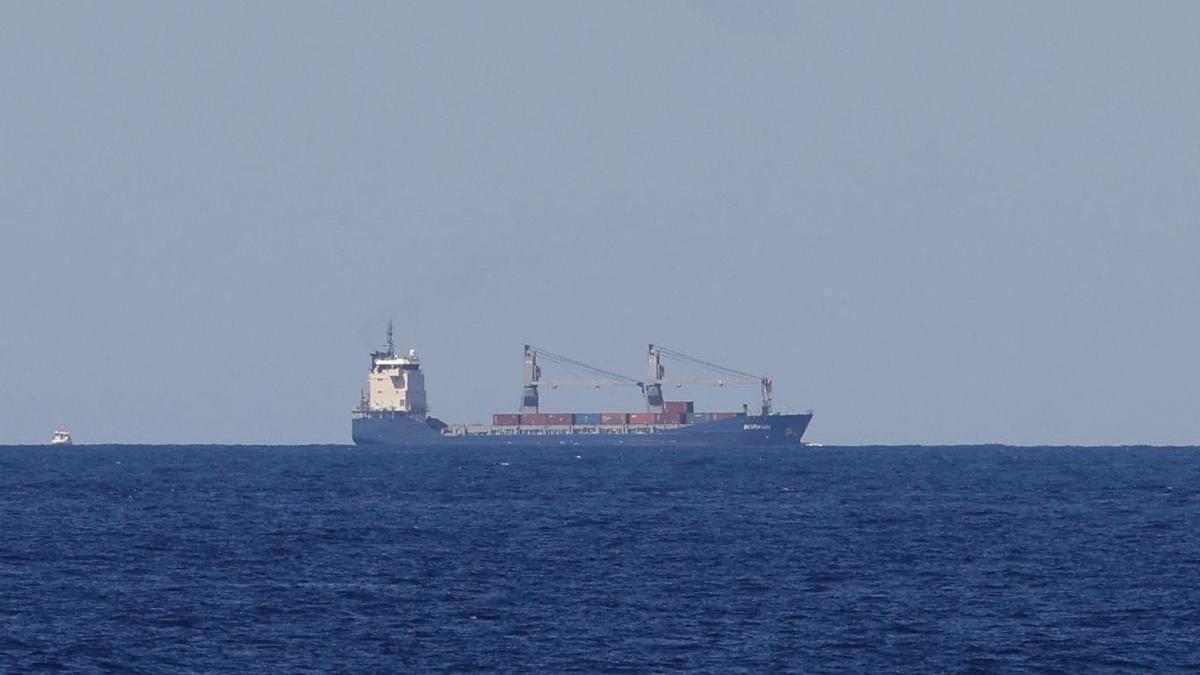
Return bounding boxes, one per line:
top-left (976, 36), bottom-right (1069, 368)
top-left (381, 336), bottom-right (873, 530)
top-left (521, 345), bottom-right (643, 413)
top-left (651, 345), bottom-right (761, 382)
top-left (647, 344), bottom-right (773, 415)
top-left (528, 345), bottom-right (643, 385)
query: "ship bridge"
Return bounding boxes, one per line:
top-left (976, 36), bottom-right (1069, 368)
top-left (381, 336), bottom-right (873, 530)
top-left (359, 322), bottom-right (428, 418)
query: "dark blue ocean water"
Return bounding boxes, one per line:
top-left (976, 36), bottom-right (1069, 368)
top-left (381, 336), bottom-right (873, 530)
top-left (2, 445), bottom-right (1199, 673)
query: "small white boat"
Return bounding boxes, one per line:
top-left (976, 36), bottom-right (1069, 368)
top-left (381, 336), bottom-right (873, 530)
top-left (50, 426), bottom-right (72, 445)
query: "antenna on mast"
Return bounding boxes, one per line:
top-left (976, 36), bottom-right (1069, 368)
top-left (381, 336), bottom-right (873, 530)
top-left (386, 320), bottom-right (395, 357)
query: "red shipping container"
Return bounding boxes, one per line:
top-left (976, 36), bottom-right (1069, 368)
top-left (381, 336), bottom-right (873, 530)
top-left (493, 413), bottom-right (520, 426)
top-left (544, 413), bottom-right (573, 425)
top-left (600, 413), bottom-right (628, 425)
top-left (520, 413), bottom-right (550, 425)
top-left (656, 412), bottom-right (685, 424)
top-left (662, 401), bottom-right (695, 414)
top-left (628, 412), bottom-right (656, 425)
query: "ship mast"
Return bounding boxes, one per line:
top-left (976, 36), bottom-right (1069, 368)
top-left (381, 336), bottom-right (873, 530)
top-left (386, 320), bottom-right (395, 357)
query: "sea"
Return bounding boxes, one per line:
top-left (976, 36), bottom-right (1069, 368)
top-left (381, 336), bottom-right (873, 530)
top-left (1, 444), bottom-right (1198, 673)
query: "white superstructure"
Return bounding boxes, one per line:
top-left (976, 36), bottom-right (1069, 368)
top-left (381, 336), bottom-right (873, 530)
top-left (50, 426), bottom-right (72, 445)
top-left (362, 321), bottom-right (427, 418)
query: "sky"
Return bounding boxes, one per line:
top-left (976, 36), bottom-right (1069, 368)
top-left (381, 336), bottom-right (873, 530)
top-left (2, 2), bottom-right (1198, 445)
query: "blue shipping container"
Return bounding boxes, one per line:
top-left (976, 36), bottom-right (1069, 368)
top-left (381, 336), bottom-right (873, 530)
top-left (573, 413), bottom-right (602, 425)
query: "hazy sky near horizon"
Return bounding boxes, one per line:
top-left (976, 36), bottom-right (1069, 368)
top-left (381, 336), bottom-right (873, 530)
top-left (2, 2), bottom-right (1198, 444)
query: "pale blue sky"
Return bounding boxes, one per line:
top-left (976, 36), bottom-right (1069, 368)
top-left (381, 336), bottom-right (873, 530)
top-left (2, 2), bottom-right (1198, 444)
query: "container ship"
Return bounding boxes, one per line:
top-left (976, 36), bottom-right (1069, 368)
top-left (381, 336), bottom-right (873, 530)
top-left (351, 323), bottom-right (812, 447)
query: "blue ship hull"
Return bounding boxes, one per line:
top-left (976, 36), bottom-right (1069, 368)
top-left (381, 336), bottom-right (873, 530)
top-left (352, 413), bottom-right (813, 447)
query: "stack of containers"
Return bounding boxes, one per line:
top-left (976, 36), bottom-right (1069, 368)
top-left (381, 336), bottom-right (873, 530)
top-left (544, 413), bottom-right (573, 425)
top-left (662, 401), bottom-right (695, 414)
top-left (600, 413), bottom-right (628, 425)
top-left (493, 414), bottom-right (520, 426)
top-left (627, 412), bottom-right (656, 425)
top-left (573, 413), bottom-right (602, 425)
top-left (520, 413), bottom-right (551, 425)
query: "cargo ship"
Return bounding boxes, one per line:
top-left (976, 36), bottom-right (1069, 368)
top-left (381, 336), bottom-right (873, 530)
top-left (351, 323), bottom-right (812, 447)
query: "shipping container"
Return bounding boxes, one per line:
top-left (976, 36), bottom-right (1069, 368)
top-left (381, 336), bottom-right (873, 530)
top-left (573, 413), bottom-right (602, 425)
top-left (687, 412), bottom-right (713, 423)
top-left (544, 413), bottom-right (573, 425)
top-left (492, 413), bottom-right (520, 426)
top-left (627, 412), bottom-right (656, 425)
top-left (710, 412), bottom-right (740, 421)
top-left (655, 412), bottom-right (685, 425)
top-left (662, 401), bottom-right (695, 414)
top-left (520, 413), bottom-right (551, 425)
top-left (600, 413), bottom-right (628, 425)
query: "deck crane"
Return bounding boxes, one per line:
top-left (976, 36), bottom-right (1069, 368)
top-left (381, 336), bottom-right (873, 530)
top-left (646, 344), bottom-right (774, 416)
top-left (521, 345), bottom-right (644, 414)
